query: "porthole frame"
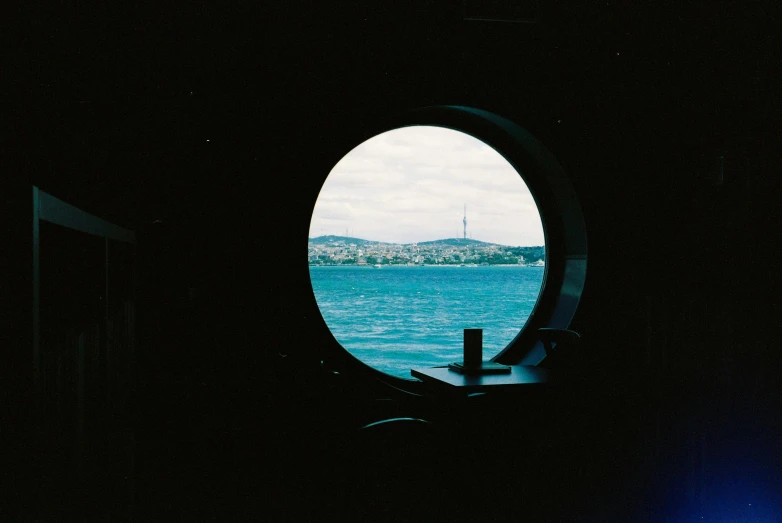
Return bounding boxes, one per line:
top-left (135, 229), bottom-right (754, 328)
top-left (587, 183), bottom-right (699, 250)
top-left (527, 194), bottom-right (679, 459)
top-left (308, 105), bottom-right (587, 394)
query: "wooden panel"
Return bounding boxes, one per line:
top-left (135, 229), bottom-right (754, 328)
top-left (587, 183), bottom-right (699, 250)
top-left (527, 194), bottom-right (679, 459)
top-left (37, 188), bottom-right (135, 244)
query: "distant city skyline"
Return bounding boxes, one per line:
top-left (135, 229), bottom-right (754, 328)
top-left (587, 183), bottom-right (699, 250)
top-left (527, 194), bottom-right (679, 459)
top-left (307, 234), bottom-right (531, 248)
top-left (309, 126), bottom-right (545, 247)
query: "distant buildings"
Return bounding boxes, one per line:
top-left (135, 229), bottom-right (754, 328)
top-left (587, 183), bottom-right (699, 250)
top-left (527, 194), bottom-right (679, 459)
top-left (307, 238), bottom-right (545, 266)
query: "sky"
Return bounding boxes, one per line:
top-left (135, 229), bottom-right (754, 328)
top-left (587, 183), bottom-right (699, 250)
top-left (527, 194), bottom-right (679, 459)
top-left (309, 126), bottom-right (545, 247)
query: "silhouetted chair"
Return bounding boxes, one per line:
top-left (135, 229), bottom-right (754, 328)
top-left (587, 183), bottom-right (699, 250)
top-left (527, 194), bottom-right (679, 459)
top-left (359, 416), bottom-right (429, 432)
top-left (316, 416), bottom-right (476, 522)
top-left (538, 327), bottom-right (582, 368)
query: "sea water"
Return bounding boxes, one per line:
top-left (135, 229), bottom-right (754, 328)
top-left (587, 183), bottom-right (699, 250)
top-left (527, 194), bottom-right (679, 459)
top-left (309, 265), bottom-right (544, 378)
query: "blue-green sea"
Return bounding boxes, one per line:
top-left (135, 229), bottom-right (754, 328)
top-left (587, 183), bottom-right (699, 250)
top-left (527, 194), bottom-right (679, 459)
top-left (309, 265), bottom-right (544, 378)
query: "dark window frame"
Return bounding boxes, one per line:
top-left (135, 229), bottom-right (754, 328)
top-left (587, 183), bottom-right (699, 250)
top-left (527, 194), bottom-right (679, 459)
top-left (308, 106), bottom-right (587, 394)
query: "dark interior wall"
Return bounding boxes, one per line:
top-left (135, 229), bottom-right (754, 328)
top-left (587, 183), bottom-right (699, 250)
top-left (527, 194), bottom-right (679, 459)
top-left (4, 1), bottom-right (782, 520)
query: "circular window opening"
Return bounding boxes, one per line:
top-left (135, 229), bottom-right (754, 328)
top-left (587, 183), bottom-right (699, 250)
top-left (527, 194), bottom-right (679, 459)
top-left (308, 126), bottom-right (546, 379)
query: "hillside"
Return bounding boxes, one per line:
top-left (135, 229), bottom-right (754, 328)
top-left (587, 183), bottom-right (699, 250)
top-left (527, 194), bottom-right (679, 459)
top-left (412, 238), bottom-right (498, 247)
top-left (308, 235), bottom-right (378, 245)
top-left (308, 236), bottom-right (544, 251)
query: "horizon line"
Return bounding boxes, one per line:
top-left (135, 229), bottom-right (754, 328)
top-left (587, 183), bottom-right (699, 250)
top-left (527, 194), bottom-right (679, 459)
top-left (308, 234), bottom-right (544, 248)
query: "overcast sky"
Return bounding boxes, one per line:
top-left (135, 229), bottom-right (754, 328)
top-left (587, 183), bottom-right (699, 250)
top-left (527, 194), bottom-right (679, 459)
top-left (309, 126), bottom-right (544, 247)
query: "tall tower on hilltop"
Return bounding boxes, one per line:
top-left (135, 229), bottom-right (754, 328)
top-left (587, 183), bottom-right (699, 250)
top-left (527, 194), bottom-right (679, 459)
top-left (463, 204), bottom-right (467, 240)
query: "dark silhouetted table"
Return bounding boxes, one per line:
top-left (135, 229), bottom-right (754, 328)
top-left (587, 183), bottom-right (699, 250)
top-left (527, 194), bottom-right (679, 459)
top-left (410, 365), bottom-right (552, 395)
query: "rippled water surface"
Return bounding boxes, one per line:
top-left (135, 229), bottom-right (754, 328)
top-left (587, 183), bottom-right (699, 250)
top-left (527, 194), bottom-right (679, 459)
top-left (309, 265), bottom-right (544, 378)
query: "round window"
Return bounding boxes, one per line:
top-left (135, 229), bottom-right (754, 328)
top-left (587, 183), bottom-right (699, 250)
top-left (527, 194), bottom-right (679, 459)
top-left (309, 125), bottom-right (547, 378)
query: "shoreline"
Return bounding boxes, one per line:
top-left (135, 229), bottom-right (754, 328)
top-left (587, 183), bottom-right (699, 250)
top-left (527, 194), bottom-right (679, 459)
top-left (309, 263), bottom-right (545, 268)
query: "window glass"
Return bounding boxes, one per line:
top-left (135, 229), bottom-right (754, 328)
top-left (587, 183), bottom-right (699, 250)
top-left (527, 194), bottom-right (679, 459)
top-left (309, 126), bottom-right (545, 378)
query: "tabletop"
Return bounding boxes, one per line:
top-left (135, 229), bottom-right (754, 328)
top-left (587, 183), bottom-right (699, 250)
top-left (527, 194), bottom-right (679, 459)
top-left (410, 365), bottom-right (552, 394)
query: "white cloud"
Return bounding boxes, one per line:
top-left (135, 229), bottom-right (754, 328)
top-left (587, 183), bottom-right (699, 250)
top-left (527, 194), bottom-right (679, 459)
top-left (309, 126), bottom-right (545, 246)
